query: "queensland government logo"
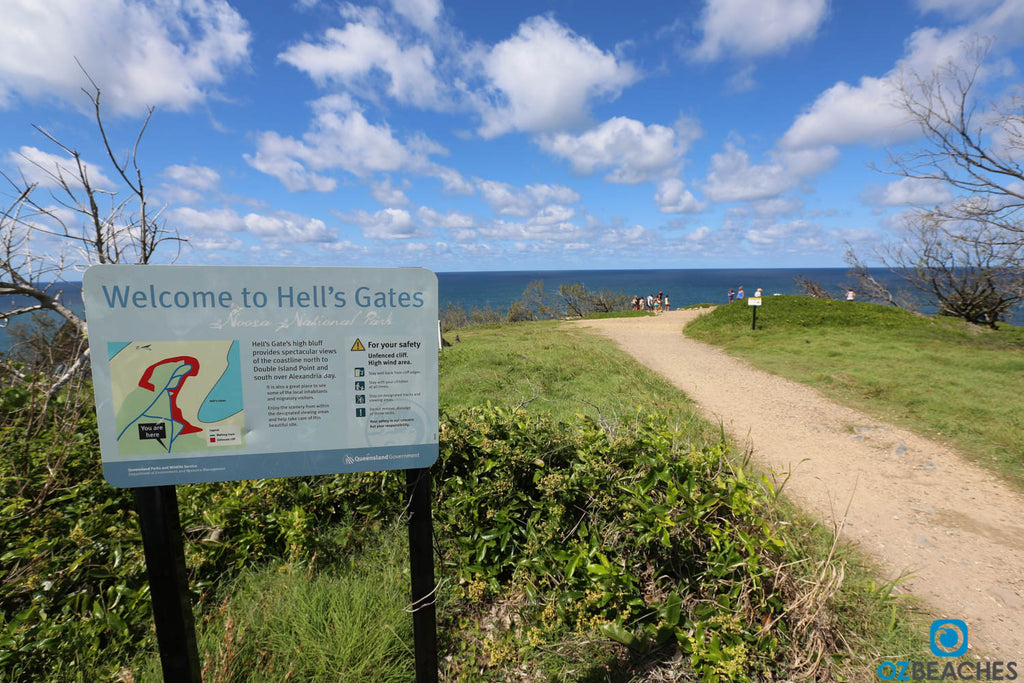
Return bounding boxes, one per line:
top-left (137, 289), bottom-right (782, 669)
top-left (877, 619), bottom-right (1018, 681)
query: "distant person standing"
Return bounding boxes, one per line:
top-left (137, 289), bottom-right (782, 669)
top-left (754, 287), bottom-right (763, 297)
top-left (664, 294), bottom-right (670, 311)
top-left (737, 286), bottom-right (745, 300)
top-left (728, 288), bottom-right (735, 303)
top-left (846, 289), bottom-right (856, 301)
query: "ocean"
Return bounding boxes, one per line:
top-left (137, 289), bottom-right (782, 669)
top-left (0, 268), bottom-right (867, 353)
top-left (439, 267), bottom-right (856, 311)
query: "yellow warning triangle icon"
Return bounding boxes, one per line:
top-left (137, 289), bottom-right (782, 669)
top-left (350, 338), bottom-right (366, 352)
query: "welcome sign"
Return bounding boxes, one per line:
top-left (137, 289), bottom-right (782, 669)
top-left (84, 265), bottom-right (439, 487)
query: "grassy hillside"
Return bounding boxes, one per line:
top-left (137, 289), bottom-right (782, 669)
top-left (684, 296), bottom-right (1024, 490)
top-left (2, 319), bottom-right (931, 682)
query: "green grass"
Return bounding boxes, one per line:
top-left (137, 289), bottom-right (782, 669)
top-left (439, 319), bottom-right (711, 434)
top-left (684, 296), bottom-right (1024, 490)
top-left (136, 526), bottom-right (414, 683)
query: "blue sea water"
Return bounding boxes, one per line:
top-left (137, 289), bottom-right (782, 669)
top-left (0, 268), bottom-right (866, 353)
top-left (439, 268), bottom-right (857, 311)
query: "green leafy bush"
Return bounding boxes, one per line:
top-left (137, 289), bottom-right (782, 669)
top-left (433, 406), bottom-right (810, 680)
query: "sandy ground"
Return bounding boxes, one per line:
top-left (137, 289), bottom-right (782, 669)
top-left (573, 309), bottom-right (1024, 658)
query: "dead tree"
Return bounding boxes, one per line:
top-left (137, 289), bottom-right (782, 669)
top-left (1, 78), bottom-right (184, 391)
top-left (849, 39), bottom-right (1024, 326)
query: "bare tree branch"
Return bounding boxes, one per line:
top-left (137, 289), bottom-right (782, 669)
top-left (1, 76), bottom-right (186, 391)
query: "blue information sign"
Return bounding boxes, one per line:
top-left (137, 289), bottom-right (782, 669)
top-left (84, 265), bottom-right (439, 487)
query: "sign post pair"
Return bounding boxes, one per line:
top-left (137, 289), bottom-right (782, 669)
top-left (84, 265), bottom-right (441, 682)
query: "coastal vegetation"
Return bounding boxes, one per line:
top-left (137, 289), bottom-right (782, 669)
top-left (2, 308), bottom-right (937, 682)
top-left (439, 280), bottom-right (634, 332)
top-left (684, 296), bottom-right (1024, 490)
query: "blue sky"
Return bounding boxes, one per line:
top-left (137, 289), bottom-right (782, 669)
top-left (1, 0), bottom-right (1023, 272)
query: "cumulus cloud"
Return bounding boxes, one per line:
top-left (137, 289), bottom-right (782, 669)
top-left (163, 164), bottom-right (220, 190)
top-left (7, 146), bottom-right (114, 190)
top-left (862, 177), bottom-right (953, 206)
top-left (781, 2), bottom-right (1024, 154)
top-left (245, 94), bottom-right (441, 191)
top-left (476, 180), bottom-right (581, 217)
top-left (779, 76), bottom-right (915, 150)
top-left (685, 225), bottom-right (714, 242)
top-left (243, 213), bottom-right (335, 242)
top-left (341, 207), bottom-right (432, 239)
top-left (169, 206), bottom-right (336, 243)
top-left (390, 0), bottom-right (442, 33)
top-left (417, 207), bottom-right (475, 230)
top-left (701, 143), bottom-right (797, 202)
top-left (370, 176), bottom-right (411, 206)
top-left (0, 0), bottom-right (249, 114)
top-left (478, 216), bottom-right (586, 243)
top-left (279, 16), bottom-right (441, 108)
top-left (655, 178), bottom-right (707, 213)
top-left (915, 0), bottom-right (1003, 20)
top-left (476, 16), bottom-right (639, 137)
top-left (159, 164), bottom-right (221, 204)
top-left (744, 219), bottom-right (825, 249)
top-left (693, 0), bottom-right (828, 61)
top-left (539, 117), bottom-right (683, 184)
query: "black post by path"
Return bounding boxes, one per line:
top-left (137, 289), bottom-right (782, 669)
top-left (406, 468), bottom-right (438, 683)
top-left (751, 306), bottom-right (758, 330)
top-left (134, 485), bottom-right (202, 682)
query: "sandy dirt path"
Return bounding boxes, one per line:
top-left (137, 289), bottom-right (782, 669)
top-left (574, 309), bottom-right (1024, 658)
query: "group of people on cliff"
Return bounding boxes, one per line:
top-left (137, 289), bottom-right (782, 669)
top-left (727, 286), bottom-right (762, 303)
top-left (631, 291), bottom-right (670, 312)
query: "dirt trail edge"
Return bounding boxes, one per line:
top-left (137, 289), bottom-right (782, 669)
top-left (574, 309), bottom-right (1024, 657)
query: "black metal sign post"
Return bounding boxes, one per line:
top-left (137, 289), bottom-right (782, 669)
top-left (134, 485), bottom-right (202, 683)
top-left (406, 468), bottom-right (438, 683)
top-left (751, 305), bottom-right (758, 330)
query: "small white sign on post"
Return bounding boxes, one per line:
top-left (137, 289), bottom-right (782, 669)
top-left (83, 265), bottom-right (439, 487)
top-left (747, 297), bottom-right (763, 306)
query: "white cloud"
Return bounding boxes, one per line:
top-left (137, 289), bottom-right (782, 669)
top-left (751, 197), bottom-right (804, 216)
top-left (694, 0), bottom-right (828, 61)
top-left (279, 19), bottom-right (441, 108)
top-left (478, 216), bottom-right (586, 243)
top-left (243, 213), bottom-right (335, 242)
top-left (417, 207), bottom-right (475, 230)
top-left (429, 166), bottom-right (475, 195)
top-left (160, 164), bottom-right (221, 203)
top-left (169, 207), bottom-right (244, 232)
top-left (701, 143), bottom-right (797, 202)
top-left (780, 76), bottom-right (915, 150)
top-left (781, 3), bottom-right (1024, 153)
top-left (477, 16), bottom-right (639, 137)
top-left (0, 0), bottom-right (249, 114)
top-left (597, 224), bottom-right (657, 246)
top-left (915, 0), bottom-right (1003, 20)
top-left (390, 0), bottom-right (442, 33)
top-left (685, 225), bottom-right (714, 242)
top-left (655, 178), bottom-right (707, 213)
top-left (169, 206), bottom-right (336, 243)
top-left (862, 177), bottom-right (953, 206)
top-left (342, 208), bottom-right (431, 239)
top-left (772, 145), bottom-right (839, 176)
top-left (163, 164), bottom-right (220, 190)
top-left (190, 233), bottom-right (245, 251)
top-left (370, 177), bottom-right (411, 206)
top-left (744, 219), bottom-right (823, 248)
top-left (475, 180), bottom-right (581, 217)
top-left (8, 146), bottom-right (114, 190)
top-left (539, 117), bottom-right (683, 183)
top-left (245, 95), bottom-right (435, 191)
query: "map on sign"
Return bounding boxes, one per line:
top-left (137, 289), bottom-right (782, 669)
top-left (109, 340), bottom-right (245, 456)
